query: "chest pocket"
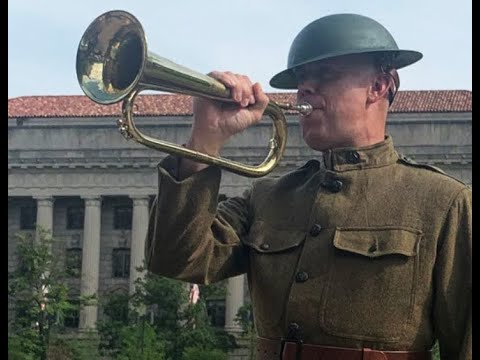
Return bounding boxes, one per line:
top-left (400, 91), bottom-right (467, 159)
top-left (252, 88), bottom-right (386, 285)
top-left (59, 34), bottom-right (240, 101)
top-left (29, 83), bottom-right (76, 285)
top-left (245, 220), bottom-right (306, 252)
top-left (243, 221), bottom-right (307, 333)
top-left (244, 220), bottom-right (306, 286)
top-left (320, 227), bottom-right (422, 342)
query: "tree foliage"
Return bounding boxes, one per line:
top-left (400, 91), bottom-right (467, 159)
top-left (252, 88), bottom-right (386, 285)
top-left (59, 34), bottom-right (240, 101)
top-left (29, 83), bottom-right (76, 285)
top-left (8, 229), bottom-right (75, 360)
top-left (97, 265), bottom-right (238, 360)
top-left (9, 230), bottom-right (239, 359)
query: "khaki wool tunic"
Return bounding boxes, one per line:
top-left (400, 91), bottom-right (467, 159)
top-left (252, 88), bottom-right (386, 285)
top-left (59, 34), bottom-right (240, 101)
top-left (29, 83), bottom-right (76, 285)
top-left (146, 136), bottom-right (471, 359)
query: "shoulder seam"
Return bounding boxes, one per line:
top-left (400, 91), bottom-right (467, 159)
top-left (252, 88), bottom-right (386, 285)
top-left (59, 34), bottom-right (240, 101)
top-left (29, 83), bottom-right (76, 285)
top-left (397, 154), bottom-right (467, 186)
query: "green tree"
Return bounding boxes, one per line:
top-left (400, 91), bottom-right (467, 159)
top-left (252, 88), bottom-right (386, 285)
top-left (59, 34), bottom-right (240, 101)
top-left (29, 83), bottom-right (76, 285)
top-left (97, 291), bottom-right (131, 357)
top-left (45, 334), bottom-right (100, 360)
top-left (97, 266), bottom-right (237, 360)
top-left (235, 303), bottom-right (257, 360)
top-left (182, 347), bottom-right (227, 360)
top-left (432, 342), bottom-right (440, 360)
top-left (115, 322), bottom-right (166, 360)
top-left (8, 228), bottom-right (79, 360)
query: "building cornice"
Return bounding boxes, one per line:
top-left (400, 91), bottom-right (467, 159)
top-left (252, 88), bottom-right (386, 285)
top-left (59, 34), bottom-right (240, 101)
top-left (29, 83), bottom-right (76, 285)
top-left (7, 111), bottom-right (472, 129)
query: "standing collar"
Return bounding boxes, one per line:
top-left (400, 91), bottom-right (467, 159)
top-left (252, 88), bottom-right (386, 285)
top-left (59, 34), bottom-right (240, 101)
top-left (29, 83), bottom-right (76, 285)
top-left (321, 135), bottom-right (399, 172)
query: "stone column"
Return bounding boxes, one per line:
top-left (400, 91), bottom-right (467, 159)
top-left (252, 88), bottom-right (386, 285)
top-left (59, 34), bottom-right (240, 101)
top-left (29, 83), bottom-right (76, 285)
top-left (33, 196), bottom-right (54, 309)
top-left (224, 274), bottom-right (245, 333)
top-left (79, 196), bottom-right (102, 330)
top-left (129, 196), bottom-right (150, 295)
top-left (34, 196), bottom-right (54, 240)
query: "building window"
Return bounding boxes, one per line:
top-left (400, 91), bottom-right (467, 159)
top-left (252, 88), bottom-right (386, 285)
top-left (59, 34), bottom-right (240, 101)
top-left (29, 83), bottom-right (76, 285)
top-left (65, 248), bottom-right (82, 277)
top-left (206, 299), bottom-right (226, 327)
top-left (113, 206), bottom-right (132, 230)
top-left (20, 205), bottom-right (36, 230)
top-left (66, 206), bottom-right (84, 230)
top-left (63, 300), bottom-right (80, 328)
top-left (112, 248), bottom-right (130, 278)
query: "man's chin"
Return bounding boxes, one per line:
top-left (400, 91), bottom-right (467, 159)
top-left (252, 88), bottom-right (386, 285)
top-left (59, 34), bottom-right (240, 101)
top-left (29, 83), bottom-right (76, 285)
top-left (303, 134), bottom-right (330, 152)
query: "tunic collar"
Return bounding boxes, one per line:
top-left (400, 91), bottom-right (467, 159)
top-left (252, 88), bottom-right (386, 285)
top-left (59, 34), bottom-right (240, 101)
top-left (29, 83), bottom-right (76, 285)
top-left (320, 135), bottom-right (399, 172)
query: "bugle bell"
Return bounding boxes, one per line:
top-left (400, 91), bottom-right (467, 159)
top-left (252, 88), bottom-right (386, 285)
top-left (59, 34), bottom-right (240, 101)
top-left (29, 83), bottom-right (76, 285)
top-left (76, 10), bottom-right (312, 177)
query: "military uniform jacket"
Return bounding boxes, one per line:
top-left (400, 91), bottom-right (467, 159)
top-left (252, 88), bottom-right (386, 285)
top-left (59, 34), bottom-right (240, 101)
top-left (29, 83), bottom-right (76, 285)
top-left (146, 136), bottom-right (471, 359)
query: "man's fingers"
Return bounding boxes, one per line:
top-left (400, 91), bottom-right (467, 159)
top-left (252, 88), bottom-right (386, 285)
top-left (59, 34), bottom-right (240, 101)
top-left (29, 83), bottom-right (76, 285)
top-left (209, 71), bottom-right (254, 107)
top-left (251, 83), bottom-right (269, 109)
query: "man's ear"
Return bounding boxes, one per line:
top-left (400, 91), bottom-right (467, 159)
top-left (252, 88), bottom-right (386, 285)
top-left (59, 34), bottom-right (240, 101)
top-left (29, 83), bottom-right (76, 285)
top-left (367, 73), bottom-right (391, 105)
top-left (386, 68), bottom-right (400, 105)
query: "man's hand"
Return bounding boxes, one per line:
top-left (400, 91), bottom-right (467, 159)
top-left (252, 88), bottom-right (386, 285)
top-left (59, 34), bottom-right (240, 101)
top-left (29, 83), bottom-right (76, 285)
top-left (179, 71), bottom-right (270, 178)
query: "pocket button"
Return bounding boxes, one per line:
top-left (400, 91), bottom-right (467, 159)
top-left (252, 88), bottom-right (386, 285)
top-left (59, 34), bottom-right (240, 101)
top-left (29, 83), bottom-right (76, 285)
top-left (309, 224), bottom-right (322, 237)
top-left (260, 243), bottom-right (270, 250)
top-left (330, 179), bottom-right (344, 193)
top-left (295, 271), bottom-right (309, 283)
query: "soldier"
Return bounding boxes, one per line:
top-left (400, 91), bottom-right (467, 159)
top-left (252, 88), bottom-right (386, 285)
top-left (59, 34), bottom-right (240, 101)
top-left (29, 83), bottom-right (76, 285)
top-left (145, 13), bottom-right (471, 360)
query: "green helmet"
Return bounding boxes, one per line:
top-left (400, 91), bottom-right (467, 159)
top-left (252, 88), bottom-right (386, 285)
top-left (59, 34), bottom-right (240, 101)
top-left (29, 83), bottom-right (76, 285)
top-left (269, 13), bottom-right (423, 89)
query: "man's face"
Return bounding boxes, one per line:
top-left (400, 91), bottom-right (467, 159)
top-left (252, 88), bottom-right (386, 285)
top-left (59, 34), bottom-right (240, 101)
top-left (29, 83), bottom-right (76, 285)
top-left (295, 55), bottom-right (377, 151)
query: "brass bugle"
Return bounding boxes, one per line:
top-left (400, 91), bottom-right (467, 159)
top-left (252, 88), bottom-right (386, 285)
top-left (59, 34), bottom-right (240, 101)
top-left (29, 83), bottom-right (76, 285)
top-left (75, 10), bottom-right (312, 177)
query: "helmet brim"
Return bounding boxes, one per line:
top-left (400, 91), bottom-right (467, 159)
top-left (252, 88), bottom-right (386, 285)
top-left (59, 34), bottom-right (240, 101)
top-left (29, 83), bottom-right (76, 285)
top-left (269, 49), bottom-right (423, 89)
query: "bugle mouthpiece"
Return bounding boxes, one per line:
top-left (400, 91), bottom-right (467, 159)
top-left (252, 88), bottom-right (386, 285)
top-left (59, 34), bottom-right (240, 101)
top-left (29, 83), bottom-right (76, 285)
top-left (277, 102), bottom-right (313, 116)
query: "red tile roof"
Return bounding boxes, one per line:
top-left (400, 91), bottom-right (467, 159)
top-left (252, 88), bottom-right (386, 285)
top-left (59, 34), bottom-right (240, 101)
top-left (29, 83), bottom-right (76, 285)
top-left (8, 90), bottom-right (471, 118)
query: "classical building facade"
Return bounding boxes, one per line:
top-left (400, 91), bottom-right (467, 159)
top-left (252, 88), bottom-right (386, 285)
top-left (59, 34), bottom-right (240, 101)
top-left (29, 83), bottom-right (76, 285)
top-left (8, 90), bottom-right (472, 334)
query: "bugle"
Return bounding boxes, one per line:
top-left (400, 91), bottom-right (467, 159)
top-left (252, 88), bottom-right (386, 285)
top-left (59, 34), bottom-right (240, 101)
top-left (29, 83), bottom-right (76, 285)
top-left (75, 10), bottom-right (312, 177)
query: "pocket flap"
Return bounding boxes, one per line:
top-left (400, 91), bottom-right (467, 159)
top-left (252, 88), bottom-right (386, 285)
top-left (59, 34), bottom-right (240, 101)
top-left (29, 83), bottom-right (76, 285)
top-left (244, 221), bottom-right (306, 253)
top-left (333, 227), bottom-right (421, 258)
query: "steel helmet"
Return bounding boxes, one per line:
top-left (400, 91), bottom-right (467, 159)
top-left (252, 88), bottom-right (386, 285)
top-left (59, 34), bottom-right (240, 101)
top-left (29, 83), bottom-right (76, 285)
top-left (270, 13), bottom-right (423, 89)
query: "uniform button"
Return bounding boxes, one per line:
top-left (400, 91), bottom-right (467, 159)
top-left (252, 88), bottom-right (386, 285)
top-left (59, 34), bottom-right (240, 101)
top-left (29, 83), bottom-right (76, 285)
top-left (309, 224), bottom-right (322, 236)
top-left (288, 322), bottom-right (300, 331)
top-left (329, 179), bottom-right (343, 193)
top-left (295, 271), bottom-right (309, 283)
top-left (260, 243), bottom-right (270, 250)
top-left (286, 322), bottom-right (303, 340)
top-left (346, 151), bottom-right (361, 164)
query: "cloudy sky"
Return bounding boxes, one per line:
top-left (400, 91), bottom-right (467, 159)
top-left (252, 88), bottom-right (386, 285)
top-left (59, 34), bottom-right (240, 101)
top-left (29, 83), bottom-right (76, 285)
top-left (8, 0), bottom-right (471, 99)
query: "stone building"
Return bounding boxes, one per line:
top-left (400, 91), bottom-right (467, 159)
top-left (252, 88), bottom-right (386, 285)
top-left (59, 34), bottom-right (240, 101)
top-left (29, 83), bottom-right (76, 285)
top-left (8, 90), bottom-right (472, 336)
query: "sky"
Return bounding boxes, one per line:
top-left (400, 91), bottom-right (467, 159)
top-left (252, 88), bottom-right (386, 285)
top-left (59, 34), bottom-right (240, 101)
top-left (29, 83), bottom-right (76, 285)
top-left (8, 0), bottom-right (472, 99)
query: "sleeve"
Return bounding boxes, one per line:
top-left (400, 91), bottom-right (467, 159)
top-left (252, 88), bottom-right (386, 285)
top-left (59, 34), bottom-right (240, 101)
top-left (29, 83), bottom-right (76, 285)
top-left (433, 187), bottom-right (472, 360)
top-left (144, 155), bottom-right (252, 284)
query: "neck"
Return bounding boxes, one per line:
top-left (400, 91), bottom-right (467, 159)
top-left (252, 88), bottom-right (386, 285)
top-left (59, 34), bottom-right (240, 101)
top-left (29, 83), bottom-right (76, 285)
top-left (353, 105), bottom-right (387, 147)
